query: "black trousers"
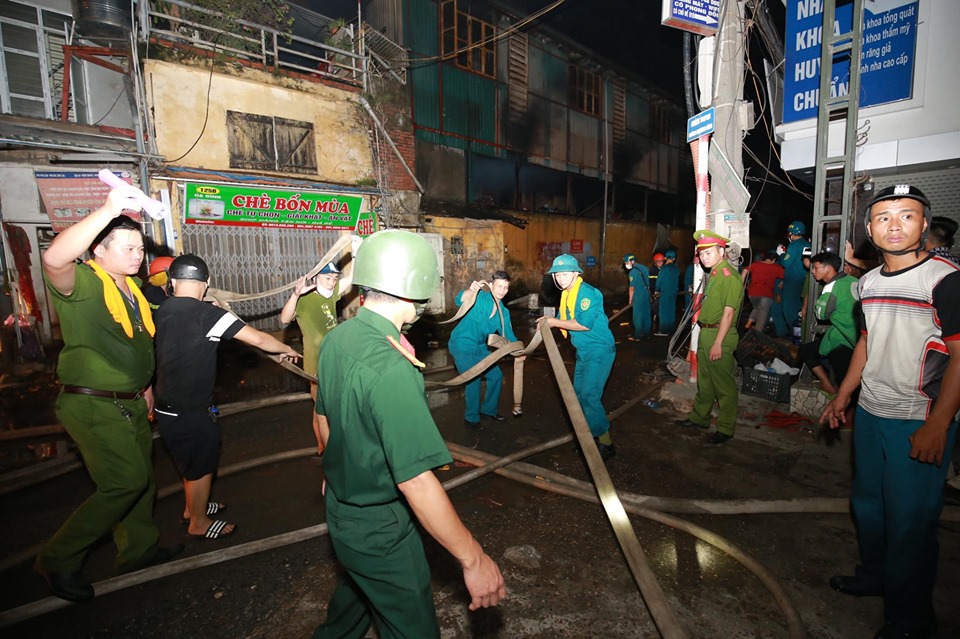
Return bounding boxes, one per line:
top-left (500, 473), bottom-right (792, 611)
top-left (798, 340), bottom-right (854, 387)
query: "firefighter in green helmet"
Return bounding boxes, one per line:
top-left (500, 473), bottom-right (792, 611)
top-left (311, 230), bottom-right (505, 638)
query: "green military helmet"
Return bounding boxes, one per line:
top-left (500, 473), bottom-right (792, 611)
top-left (547, 254), bottom-right (583, 274)
top-left (623, 253), bottom-right (636, 263)
top-left (353, 230), bottom-right (440, 300)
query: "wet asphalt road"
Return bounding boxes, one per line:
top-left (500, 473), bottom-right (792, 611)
top-left (1, 310), bottom-right (959, 639)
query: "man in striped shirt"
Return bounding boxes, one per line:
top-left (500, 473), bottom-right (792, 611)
top-left (820, 185), bottom-right (960, 639)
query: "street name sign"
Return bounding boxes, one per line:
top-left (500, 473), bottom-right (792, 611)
top-left (686, 107), bottom-right (716, 143)
top-left (661, 0), bottom-right (720, 37)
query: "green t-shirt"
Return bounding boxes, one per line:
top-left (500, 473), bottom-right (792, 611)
top-left (316, 307), bottom-right (452, 506)
top-left (45, 263), bottom-right (155, 391)
top-left (294, 284), bottom-right (340, 376)
top-left (699, 262), bottom-right (744, 347)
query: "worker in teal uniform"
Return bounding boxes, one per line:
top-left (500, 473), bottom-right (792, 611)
top-left (655, 249), bottom-right (681, 336)
top-left (449, 270), bottom-right (523, 429)
top-left (770, 275), bottom-right (788, 336)
top-left (545, 254), bottom-right (618, 460)
top-left (312, 230), bottom-right (505, 638)
top-left (623, 253), bottom-right (650, 340)
top-left (36, 185), bottom-right (183, 602)
top-left (777, 220), bottom-right (811, 333)
top-left (675, 230), bottom-right (744, 444)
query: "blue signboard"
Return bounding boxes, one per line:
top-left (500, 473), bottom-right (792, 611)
top-left (783, 0), bottom-right (918, 124)
top-left (661, 0), bottom-right (720, 36)
top-left (586, 256), bottom-right (596, 268)
top-left (686, 107), bottom-right (715, 142)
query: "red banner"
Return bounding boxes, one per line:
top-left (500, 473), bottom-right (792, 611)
top-left (35, 171), bottom-right (142, 231)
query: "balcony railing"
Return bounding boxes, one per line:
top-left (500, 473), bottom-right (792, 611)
top-left (140, 0), bottom-right (366, 88)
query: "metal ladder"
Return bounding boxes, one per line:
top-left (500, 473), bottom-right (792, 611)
top-left (805, 0), bottom-right (865, 339)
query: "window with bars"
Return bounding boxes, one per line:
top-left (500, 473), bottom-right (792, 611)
top-left (568, 65), bottom-right (601, 116)
top-left (0, 1), bottom-right (75, 121)
top-left (650, 100), bottom-right (674, 144)
top-left (440, 0), bottom-right (495, 78)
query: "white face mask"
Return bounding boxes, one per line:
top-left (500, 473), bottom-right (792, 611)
top-left (625, 263), bottom-right (633, 270)
top-left (315, 285), bottom-right (335, 299)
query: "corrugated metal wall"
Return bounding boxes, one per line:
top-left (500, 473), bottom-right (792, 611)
top-left (568, 110), bottom-right (600, 170)
top-left (363, 0), bottom-right (405, 45)
top-left (408, 0), bottom-right (440, 140)
top-left (439, 66), bottom-right (498, 153)
top-left (406, 0), bottom-right (684, 203)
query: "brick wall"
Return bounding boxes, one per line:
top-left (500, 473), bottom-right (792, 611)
top-left (377, 102), bottom-right (418, 192)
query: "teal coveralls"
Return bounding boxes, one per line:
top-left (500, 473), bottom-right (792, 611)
top-left (448, 288), bottom-right (518, 422)
top-left (37, 264), bottom-right (159, 574)
top-left (779, 238), bottom-right (810, 330)
top-left (689, 263), bottom-right (744, 436)
top-left (628, 265), bottom-right (651, 339)
top-left (655, 262), bottom-right (680, 335)
top-left (314, 307), bottom-right (454, 639)
top-left (560, 279), bottom-right (616, 438)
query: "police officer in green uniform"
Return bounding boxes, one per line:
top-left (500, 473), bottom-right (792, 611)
top-left (675, 230), bottom-right (744, 444)
top-left (36, 185), bottom-right (183, 602)
top-left (312, 230), bottom-right (505, 639)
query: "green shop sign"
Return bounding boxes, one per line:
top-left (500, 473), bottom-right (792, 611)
top-left (184, 183), bottom-right (370, 232)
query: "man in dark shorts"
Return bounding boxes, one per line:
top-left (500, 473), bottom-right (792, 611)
top-left (153, 254), bottom-right (300, 539)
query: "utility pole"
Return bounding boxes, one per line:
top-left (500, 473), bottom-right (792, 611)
top-left (708, 0), bottom-right (745, 240)
top-left (688, 0), bottom-right (746, 381)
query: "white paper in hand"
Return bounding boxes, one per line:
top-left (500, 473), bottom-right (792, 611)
top-left (98, 169), bottom-right (170, 220)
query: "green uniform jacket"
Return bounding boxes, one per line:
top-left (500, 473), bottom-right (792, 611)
top-left (699, 262), bottom-right (744, 347)
top-left (45, 263), bottom-right (154, 391)
top-left (815, 272), bottom-right (859, 356)
top-left (315, 307), bottom-right (452, 506)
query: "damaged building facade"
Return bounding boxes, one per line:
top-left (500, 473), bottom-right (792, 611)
top-left (364, 0), bottom-right (690, 295)
top-left (0, 0), bottom-right (688, 349)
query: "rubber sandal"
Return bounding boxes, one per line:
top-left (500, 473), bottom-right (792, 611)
top-left (189, 520), bottom-right (236, 539)
top-left (181, 502), bottom-right (227, 524)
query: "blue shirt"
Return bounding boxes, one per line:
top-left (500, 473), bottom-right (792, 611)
top-left (560, 280), bottom-right (615, 352)
top-left (628, 264), bottom-right (649, 295)
top-left (780, 238), bottom-right (811, 284)
top-left (449, 289), bottom-right (518, 350)
top-left (656, 263), bottom-right (680, 296)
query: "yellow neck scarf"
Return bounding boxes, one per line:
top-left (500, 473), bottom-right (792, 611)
top-left (558, 275), bottom-right (583, 338)
top-left (85, 260), bottom-right (156, 338)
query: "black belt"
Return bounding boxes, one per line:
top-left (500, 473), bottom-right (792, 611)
top-left (61, 385), bottom-right (144, 400)
top-left (698, 322), bottom-right (719, 329)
